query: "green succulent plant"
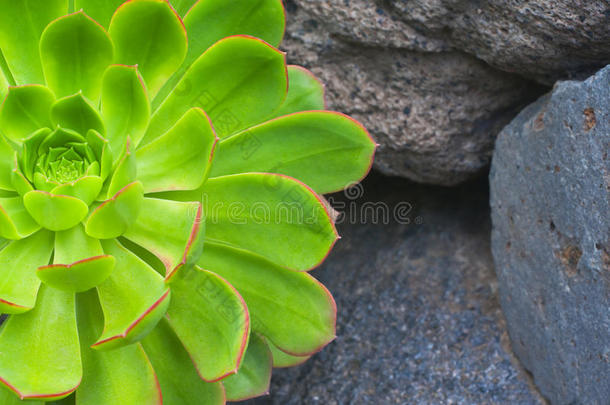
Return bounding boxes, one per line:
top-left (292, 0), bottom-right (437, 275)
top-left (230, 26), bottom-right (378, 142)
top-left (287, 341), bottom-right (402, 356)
top-left (0, 0), bottom-right (375, 403)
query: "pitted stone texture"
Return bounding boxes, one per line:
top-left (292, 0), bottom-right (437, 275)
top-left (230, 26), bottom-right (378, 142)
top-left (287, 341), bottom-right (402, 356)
top-left (389, 0), bottom-right (610, 84)
top-left (293, 0), bottom-right (610, 84)
top-left (282, 1), bottom-right (541, 185)
top-left (490, 66), bottom-right (610, 404)
top-left (284, 0), bottom-right (447, 51)
top-left (282, 0), bottom-right (609, 185)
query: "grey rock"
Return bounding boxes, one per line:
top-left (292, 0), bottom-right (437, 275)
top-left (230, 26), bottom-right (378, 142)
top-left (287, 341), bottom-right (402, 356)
top-left (290, 0), bottom-right (610, 84)
top-left (389, 0), bottom-right (610, 85)
top-left (282, 0), bottom-right (546, 185)
top-left (241, 173), bottom-right (543, 404)
top-left (490, 66), bottom-right (610, 404)
top-left (282, 0), bottom-right (610, 185)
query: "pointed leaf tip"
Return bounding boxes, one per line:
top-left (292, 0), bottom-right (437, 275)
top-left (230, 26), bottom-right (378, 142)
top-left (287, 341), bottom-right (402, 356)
top-left (0, 85), bottom-right (54, 142)
top-left (101, 64), bottom-right (150, 153)
top-left (200, 243), bottom-right (337, 356)
top-left (210, 111), bottom-right (376, 194)
top-left (109, 0), bottom-right (187, 97)
top-left (23, 191), bottom-right (89, 231)
top-left (123, 197), bottom-right (204, 276)
top-left (201, 173), bottom-right (338, 271)
top-left (40, 10), bottom-right (114, 101)
top-left (85, 181), bottom-right (144, 239)
top-left (37, 255), bottom-right (115, 292)
top-left (145, 35), bottom-right (287, 144)
top-left (136, 107), bottom-right (217, 193)
top-left (141, 318), bottom-right (225, 405)
top-left (93, 239), bottom-right (171, 350)
top-left (166, 267), bottom-right (250, 382)
top-left (223, 333), bottom-right (272, 402)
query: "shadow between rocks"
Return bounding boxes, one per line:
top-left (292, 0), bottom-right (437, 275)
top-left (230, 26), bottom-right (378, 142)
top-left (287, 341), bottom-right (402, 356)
top-left (241, 170), bottom-right (545, 405)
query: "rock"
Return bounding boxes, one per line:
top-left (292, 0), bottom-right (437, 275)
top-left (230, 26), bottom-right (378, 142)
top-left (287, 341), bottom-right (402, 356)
top-left (241, 173), bottom-right (543, 404)
top-left (391, 0), bottom-right (610, 85)
top-left (281, 0), bottom-right (546, 185)
top-left (288, 0), bottom-right (610, 85)
top-left (490, 66), bottom-right (610, 404)
top-left (282, 0), bottom-right (610, 185)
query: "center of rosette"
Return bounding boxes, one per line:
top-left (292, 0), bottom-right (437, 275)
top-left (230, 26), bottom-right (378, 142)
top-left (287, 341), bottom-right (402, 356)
top-left (50, 157), bottom-right (82, 184)
top-left (24, 127), bottom-right (102, 191)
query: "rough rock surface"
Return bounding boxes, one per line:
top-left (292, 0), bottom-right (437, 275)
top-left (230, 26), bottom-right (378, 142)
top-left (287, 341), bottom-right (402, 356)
top-left (490, 66), bottom-right (610, 404)
top-left (281, 0), bottom-right (610, 185)
top-left (240, 173), bottom-right (543, 404)
top-left (293, 0), bottom-right (610, 84)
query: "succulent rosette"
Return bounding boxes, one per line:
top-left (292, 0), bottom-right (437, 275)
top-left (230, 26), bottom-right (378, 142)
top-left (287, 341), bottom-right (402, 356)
top-left (0, 0), bottom-right (375, 403)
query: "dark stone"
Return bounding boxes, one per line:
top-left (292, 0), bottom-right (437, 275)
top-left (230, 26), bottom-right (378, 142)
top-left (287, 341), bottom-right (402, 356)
top-left (282, 1), bottom-right (546, 186)
top-left (283, 0), bottom-right (610, 185)
top-left (238, 172), bottom-right (542, 404)
top-left (490, 65), bottom-right (610, 404)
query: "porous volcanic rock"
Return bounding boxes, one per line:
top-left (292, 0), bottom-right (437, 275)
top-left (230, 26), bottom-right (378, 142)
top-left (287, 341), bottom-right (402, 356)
top-left (490, 66), bottom-right (610, 404)
top-left (281, 0), bottom-right (609, 185)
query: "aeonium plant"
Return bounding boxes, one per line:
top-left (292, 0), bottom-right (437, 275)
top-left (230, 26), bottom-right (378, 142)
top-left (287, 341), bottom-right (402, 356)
top-left (0, 0), bottom-right (375, 404)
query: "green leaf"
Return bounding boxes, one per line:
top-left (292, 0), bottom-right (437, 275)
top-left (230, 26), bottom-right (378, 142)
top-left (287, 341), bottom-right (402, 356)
top-left (141, 318), bottom-right (225, 405)
top-left (23, 191), bottom-right (89, 231)
top-left (92, 239), bottom-right (170, 350)
top-left (199, 243), bottom-right (336, 356)
top-left (201, 173), bottom-right (338, 271)
top-left (37, 256), bottom-right (115, 293)
top-left (51, 176), bottom-right (104, 206)
top-left (171, 0), bottom-right (197, 16)
top-left (32, 173), bottom-right (59, 193)
top-left (0, 64), bottom-right (9, 102)
top-left (212, 111), bottom-right (375, 194)
top-left (145, 35), bottom-right (287, 144)
top-left (0, 384), bottom-right (43, 405)
top-left (136, 108), bottom-right (217, 193)
top-left (10, 162), bottom-right (34, 197)
top-left (0, 285), bottom-right (81, 401)
top-left (0, 231), bottom-right (53, 314)
top-left (54, 223), bottom-right (102, 262)
top-left (106, 138), bottom-right (137, 197)
top-left (109, 0), bottom-right (187, 97)
top-left (74, 0), bottom-right (125, 28)
top-left (183, 0), bottom-right (284, 55)
top-left (49, 394), bottom-right (75, 405)
top-left (272, 65), bottom-right (325, 117)
top-left (38, 126), bottom-right (85, 152)
top-left (40, 11), bottom-right (114, 100)
top-left (153, 0), bottom-right (286, 108)
top-left (86, 130), bottom-right (113, 181)
top-left (0, 197), bottom-right (40, 240)
top-left (0, 0), bottom-right (68, 85)
top-left (223, 333), bottom-right (272, 401)
top-left (21, 128), bottom-right (52, 181)
top-left (51, 93), bottom-right (106, 136)
top-left (123, 197), bottom-right (204, 276)
top-left (0, 135), bottom-right (15, 190)
top-left (75, 289), bottom-right (162, 405)
top-left (0, 85), bottom-right (54, 142)
top-left (166, 266), bottom-right (250, 381)
top-left (101, 65), bottom-right (150, 154)
top-left (38, 224), bottom-right (114, 292)
top-left (84, 181), bottom-right (144, 239)
top-left (268, 340), bottom-right (310, 368)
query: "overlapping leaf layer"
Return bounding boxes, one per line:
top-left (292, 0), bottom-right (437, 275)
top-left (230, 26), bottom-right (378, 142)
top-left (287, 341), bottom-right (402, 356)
top-left (0, 1), bottom-right (375, 403)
